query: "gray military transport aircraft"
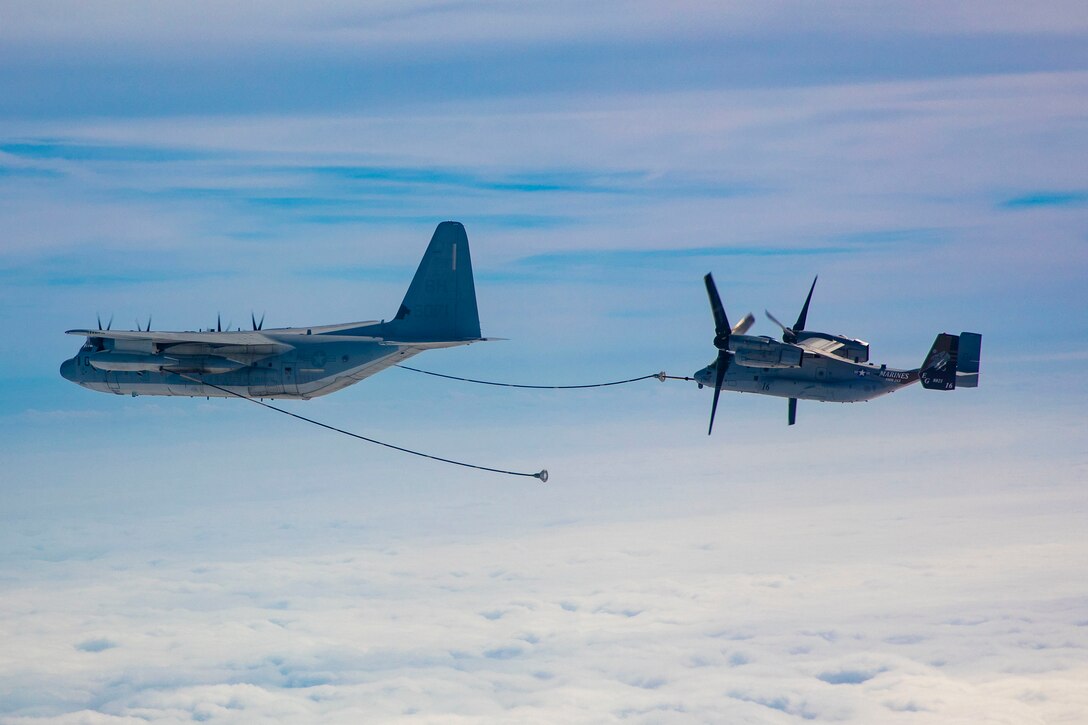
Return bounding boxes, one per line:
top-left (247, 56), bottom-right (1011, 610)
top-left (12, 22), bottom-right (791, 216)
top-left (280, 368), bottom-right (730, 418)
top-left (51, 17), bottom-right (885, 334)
top-left (60, 222), bottom-right (488, 399)
top-left (696, 274), bottom-right (981, 431)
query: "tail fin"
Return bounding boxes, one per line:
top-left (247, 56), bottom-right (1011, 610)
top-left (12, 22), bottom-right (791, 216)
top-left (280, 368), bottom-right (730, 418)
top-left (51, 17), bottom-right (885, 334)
top-left (956, 332), bottom-right (982, 387)
top-left (383, 222), bottom-right (481, 341)
top-left (920, 333), bottom-right (959, 390)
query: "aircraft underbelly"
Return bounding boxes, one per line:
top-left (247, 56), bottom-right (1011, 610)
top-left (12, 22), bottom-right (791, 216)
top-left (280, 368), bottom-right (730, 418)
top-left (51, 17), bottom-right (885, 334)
top-left (724, 368), bottom-right (889, 403)
top-left (72, 343), bottom-right (425, 399)
top-left (297, 347), bottom-right (423, 397)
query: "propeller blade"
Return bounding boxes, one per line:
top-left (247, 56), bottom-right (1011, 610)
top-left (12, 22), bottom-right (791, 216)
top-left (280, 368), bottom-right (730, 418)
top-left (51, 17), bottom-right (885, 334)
top-left (97, 313), bottom-right (102, 330)
top-left (106, 314), bottom-right (113, 331)
top-left (731, 312), bottom-right (755, 336)
top-left (146, 315), bottom-right (151, 331)
top-left (707, 351), bottom-right (729, 435)
top-left (258, 313), bottom-right (264, 331)
top-left (765, 309), bottom-right (789, 334)
top-left (704, 273), bottom-right (730, 339)
top-left (135, 318), bottom-right (141, 332)
top-left (217, 314), bottom-right (222, 333)
top-left (788, 397), bottom-right (797, 426)
top-left (793, 276), bottom-right (818, 332)
top-left (765, 309), bottom-right (796, 343)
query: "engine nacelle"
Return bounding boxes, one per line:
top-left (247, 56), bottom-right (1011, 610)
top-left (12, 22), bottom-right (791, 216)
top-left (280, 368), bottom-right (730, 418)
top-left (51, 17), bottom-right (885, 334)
top-left (88, 352), bottom-right (244, 374)
top-left (838, 340), bottom-right (869, 363)
top-left (88, 352), bottom-right (178, 372)
top-left (162, 357), bottom-right (245, 374)
top-left (730, 337), bottom-right (804, 368)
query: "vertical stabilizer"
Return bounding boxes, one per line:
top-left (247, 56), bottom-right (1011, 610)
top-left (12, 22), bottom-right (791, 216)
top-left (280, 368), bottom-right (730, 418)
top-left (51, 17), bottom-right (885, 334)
top-left (920, 333), bottom-right (959, 390)
top-left (385, 222), bottom-right (481, 341)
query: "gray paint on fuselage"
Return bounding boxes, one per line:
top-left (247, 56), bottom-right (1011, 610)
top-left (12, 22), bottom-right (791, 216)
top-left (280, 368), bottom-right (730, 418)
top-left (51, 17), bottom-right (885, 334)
top-left (60, 222), bottom-right (486, 400)
top-left (61, 327), bottom-right (471, 400)
top-left (695, 274), bottom-right (978, 427)
top-left (693, 348), bottom-right (916, 403)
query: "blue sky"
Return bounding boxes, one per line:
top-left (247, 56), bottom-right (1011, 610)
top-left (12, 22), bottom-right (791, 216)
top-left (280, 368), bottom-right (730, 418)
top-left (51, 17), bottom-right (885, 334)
top-left (1, 2), bottom-right (1087, 722)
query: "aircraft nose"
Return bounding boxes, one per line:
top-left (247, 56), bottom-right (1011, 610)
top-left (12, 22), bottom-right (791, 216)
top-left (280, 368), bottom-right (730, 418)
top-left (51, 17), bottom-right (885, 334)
top-left (60, 357), bottom-right (78, 382)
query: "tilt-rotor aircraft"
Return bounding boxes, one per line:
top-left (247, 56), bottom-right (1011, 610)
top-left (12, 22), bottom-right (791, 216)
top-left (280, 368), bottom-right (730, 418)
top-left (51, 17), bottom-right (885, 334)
top-left (61, 222), bottom-right (487, 399)
top-left (696, 274), bottom-right (981, 430)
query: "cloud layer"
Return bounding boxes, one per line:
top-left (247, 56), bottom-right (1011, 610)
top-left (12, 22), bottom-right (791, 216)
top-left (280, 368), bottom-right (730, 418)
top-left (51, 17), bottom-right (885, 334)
top-left (2, 476), bottom-right (1086, 723)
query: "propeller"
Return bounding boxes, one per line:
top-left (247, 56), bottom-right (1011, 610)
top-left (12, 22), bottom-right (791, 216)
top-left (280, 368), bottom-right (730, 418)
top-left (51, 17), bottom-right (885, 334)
top-left (216, 314), bottom-right (222, 333)
top-left (704, 273), bottom-right (731, 436)
top-left (731, 312), bottom-right (755, 336)
top-left (765, 276), bottom-right (818, 426)
top-left (766, 275), bottom-right (818, 344)
top-left (97, 313), bottom-right (113, 331)
top-left (136, 315), bottom-right (152, 332)
top-left (251, 311), bottom-right (265, 331)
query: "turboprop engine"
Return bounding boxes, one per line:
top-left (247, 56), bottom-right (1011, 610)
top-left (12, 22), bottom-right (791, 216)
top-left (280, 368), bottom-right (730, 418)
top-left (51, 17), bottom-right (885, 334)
top-left (729, 336), bottom-right (803, 368)
top-left (87, 352), bottom-right (244, 374)
top-left (88, 352), bottom-right (178, 372)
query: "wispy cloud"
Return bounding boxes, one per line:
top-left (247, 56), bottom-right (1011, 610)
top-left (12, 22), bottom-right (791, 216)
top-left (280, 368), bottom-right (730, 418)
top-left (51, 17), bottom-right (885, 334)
top-left (0, 251), bottom-right (237, 288)
top-left (0, 140), bottom-right (213, 163)
top-left (1000, 190), bottom-right (1088, 208)
top-left (516, 245), bottom-right (854, 268)
top-left (0, 165), bottom-right (63, 179)
top-left (510, 227), bottom-right (944, 271)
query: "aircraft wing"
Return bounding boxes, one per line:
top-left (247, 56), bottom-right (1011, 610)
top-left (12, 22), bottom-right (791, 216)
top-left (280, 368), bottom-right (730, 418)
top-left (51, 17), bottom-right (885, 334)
top-left (67, 329), bottom-right (289, 344)
top-left (65, 329), bottom-right (294, 356)
top-left (795, 337), bottom-right (847, 357)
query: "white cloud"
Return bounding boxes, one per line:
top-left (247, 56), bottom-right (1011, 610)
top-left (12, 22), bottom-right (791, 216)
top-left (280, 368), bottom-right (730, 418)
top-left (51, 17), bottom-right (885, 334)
top-left (3, 1), bottom-right (1087, 53)
top-left (1, 463), bottom-right (1085, 722)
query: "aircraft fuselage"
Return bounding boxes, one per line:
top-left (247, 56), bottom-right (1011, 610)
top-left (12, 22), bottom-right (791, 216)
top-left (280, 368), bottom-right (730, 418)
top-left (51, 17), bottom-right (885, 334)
top-left (692, 337), bottom-right (917, 404)
top-left (61, 222), bottom-right (487, 400)
top-left (60, 326), bottom-right (471, 399)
